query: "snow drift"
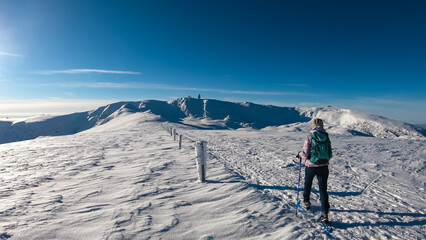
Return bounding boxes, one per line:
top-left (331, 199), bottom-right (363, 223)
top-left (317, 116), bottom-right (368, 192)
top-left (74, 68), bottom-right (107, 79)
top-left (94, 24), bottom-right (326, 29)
top-left (0, 97), bottom-right (424, 144)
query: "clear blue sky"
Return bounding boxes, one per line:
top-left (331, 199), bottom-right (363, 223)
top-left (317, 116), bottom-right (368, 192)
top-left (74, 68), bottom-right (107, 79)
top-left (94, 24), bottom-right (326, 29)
top-left (0, 0), bottom-right (425, 123)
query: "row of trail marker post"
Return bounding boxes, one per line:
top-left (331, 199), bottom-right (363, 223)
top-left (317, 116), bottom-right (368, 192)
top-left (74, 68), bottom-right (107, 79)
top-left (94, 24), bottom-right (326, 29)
top-left (167, 126), bottom-right (207, 183)
top-left (166, 127), bottom-right (181, 148)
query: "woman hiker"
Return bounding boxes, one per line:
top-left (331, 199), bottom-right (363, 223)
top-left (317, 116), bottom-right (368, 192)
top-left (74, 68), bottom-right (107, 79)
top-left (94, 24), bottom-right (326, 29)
top-left (297, 118), bottom-right (332, 224)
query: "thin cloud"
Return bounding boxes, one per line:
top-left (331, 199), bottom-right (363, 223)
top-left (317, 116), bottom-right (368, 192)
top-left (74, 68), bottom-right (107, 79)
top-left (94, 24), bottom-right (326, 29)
top-left (279, 83), bottom-right (309, 87)
top-left (42, 82), bottom-right (317, 97)
top-left (34, 69), bottom-right (141, 75)
top-left (0, 51), bottom-right (23, 57)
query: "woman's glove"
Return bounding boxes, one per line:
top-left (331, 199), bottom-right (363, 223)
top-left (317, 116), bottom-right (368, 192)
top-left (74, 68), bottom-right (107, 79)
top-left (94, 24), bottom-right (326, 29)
top-left (296, 151), bottom-right (302, 161)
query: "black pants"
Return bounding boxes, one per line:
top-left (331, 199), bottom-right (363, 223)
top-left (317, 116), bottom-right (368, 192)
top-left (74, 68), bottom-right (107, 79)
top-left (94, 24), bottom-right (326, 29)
top-left (303, 166), bottom-right (330, 213)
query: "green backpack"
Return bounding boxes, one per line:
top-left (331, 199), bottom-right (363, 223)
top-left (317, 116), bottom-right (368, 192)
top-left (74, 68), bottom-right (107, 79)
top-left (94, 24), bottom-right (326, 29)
top-left (310, 131), bottom-right (331, 163)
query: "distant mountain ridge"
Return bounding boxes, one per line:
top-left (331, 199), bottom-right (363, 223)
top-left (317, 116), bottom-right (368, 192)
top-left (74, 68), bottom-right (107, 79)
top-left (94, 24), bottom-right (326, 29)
top-left (168, 98), bottom-right (310, 129)
top-left (299, 106), bottom-right (424, 139)
top-left (0, 97), bottom-right (424, 144)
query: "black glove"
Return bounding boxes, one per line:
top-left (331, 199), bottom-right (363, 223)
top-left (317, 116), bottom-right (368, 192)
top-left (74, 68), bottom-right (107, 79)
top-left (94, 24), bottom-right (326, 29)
top-left (296, 151), bottom-right (302, 161)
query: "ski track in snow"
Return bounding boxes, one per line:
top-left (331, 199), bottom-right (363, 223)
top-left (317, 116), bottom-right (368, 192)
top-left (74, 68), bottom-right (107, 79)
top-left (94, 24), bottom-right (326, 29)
top-left (0, 112), bottom-right (425, 239)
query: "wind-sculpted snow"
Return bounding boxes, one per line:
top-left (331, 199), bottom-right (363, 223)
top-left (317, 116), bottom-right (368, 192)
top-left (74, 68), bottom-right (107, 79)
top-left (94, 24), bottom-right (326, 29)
top-left (0, 112), bottom-right (424, 239)
top-left (0, 113), bottom-right (301, 239)
top-left (0, 98), bottom-right (423, 145)
top-left (179, 126), bottom-right (426, 239)
top-left (139, 100), bottom-right (186, 122)
top-left (88, 101), bottom-right (140, 124)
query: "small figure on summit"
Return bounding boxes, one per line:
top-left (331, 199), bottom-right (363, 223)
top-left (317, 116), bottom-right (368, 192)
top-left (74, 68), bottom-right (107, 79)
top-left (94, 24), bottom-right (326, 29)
top-left (297, 118), bottom-right (332, 224)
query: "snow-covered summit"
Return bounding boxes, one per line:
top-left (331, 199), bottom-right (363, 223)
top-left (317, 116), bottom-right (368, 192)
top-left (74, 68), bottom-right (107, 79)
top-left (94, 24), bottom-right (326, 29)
top-left (0, 98), bottom-right (424, 144)
top-left (299, 106), bottom-right (424, 139)
top-left (168, 97), bottom-right (310, 129)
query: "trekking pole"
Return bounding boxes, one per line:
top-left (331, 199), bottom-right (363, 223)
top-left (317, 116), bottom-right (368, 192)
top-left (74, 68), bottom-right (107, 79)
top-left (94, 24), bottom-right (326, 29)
top-left (295, 152), bottom-right (302, 216)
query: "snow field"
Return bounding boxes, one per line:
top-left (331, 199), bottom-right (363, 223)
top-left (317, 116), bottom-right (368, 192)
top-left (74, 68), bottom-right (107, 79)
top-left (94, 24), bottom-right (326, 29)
top-left (0, 104), bottom-right (425, 239)
top-left (177, 126), bottom-right (426, 239)
top-left (0, 112), bottom-right (303, 239)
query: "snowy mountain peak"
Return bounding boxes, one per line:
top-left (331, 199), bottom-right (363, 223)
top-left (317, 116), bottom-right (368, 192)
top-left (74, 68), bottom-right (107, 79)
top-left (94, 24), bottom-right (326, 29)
top-left (168, 97), bottom-right (310, 129)
top-left (0, 98), bottom-right (424, 144)
top-left (299, 106), bottom-right (424, 139)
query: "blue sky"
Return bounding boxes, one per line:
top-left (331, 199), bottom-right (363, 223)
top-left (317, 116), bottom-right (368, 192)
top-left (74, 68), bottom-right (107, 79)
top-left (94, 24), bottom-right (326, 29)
top-left (0, 0), bottom-right (425, 123)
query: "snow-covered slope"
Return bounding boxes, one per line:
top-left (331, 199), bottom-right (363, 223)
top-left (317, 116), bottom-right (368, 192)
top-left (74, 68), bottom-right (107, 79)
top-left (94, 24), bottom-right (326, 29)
top-left (168, 98), bottom-right (310, 129)
top-left (299, 106), bottom-right (424, 139)
top-left (0, 101), bottom-right (140, 144)
top-left (0, 98), bottom-right (424, 144)
top-left (0, 110), bottom-right (424, 239)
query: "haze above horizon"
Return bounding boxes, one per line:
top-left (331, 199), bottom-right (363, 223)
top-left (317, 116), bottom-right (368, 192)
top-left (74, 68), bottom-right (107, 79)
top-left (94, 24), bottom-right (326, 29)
top-left (0, 0), bottom-right (425, 124)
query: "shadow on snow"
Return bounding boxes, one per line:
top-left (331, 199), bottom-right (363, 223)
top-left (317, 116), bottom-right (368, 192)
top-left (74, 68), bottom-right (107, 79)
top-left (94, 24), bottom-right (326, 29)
top-left (248, 183), bottom-right (363, 197)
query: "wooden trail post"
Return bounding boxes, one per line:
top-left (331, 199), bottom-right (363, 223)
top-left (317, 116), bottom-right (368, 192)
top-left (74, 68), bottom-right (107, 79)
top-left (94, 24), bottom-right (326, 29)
top-left (179, 135), bottom-right (182, 149)
top-left (173, 129), bottom-right (177, 141)
top-left (195, 141), bottom-right (207, 182)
